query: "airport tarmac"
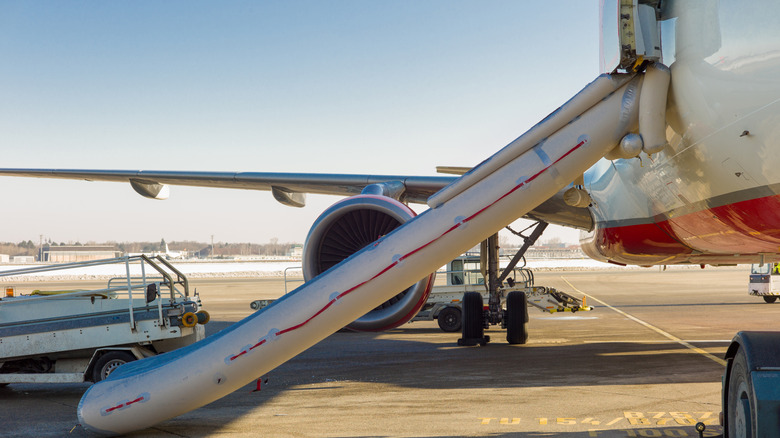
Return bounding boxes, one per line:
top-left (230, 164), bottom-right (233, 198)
top-left (3, 266), bottom-right (769, 437)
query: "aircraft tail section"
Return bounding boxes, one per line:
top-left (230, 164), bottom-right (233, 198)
top-left (77, 71), bottom-right (649, 434)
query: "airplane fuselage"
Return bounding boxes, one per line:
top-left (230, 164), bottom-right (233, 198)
top-left (582, 0), bottom-right (780, 266)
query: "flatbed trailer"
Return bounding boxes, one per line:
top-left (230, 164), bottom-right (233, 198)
top-left (0, 255), bottom-right (209, 384)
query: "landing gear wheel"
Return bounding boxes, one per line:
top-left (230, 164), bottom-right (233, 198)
top-left (505, 291), bottom-right (529, 345)
top-left (458, 292), bottom-right (488, 346)
top-left (763, 296), bottom-right (777, 304)
top-left (92, 351), bottom-right (137, 382)
top-left (437, 307), bottom-right (462, 332)
top-left (727, 347), bottom-right (756, 438)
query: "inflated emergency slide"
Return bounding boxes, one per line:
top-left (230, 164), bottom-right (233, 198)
top-left (78, 71), bottom-right (649, 434)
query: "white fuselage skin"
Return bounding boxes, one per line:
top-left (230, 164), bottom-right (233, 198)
top-left (581, 0), bottom-right (780, 266)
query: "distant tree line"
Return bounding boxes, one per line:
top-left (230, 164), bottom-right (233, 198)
top-left (1, 238), bottom-right (300, 258)
top-left (0, 241), bottom-right (37, 256)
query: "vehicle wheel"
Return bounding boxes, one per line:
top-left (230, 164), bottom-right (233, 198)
top-left (727, 347), bottom-right (756, 438)
top-left (437, 307), bottom-right (462, 332)
top-left (505, 291), bottom-right (528, 345)
top-left (196, 310), bottom-right (210, 324)
top-left (459, 292), bottom-right (485, 345)
top-left (763, 296), bottom-right (777, 304)
top-left (92, 351), bottom-right (136, 382)
top-left (181, 312), bottom-right (198, 327)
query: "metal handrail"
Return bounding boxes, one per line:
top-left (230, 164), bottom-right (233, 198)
top-left (0, 256), bottom-right (140, 277)
top-left (0, 285), bottom-right (145, 305)
top-left (434, 266), bottom-right (534, 288)
top-left (150, 256), bottom-right (190, 297)
top-left (0, 255), bottom-right (188, 306)
top-left (284, 266), bottom-right (304, 294)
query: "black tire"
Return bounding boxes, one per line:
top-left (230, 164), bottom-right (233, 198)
top-left (437, 306), bottom-right (462, 332)
top-left (763, 296), bottom-right (777, 304)
top-left (727, 347), bottom-right (756, 438)
top-left (196, 310), bottom-right (211, 324)
top-left (506, 291), bottom-right (529, 345)
top-left (461, 292), bottom-right (484, 341)
top-left (92, 351), bottom-right (136, 382)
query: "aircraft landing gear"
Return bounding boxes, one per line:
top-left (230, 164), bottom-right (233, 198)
top-left (458, 292), bottom-right (489, 346)
top-left (505, 291), bottom-right (528, 345)
top-left (458, 222), bottom-right (546, 347)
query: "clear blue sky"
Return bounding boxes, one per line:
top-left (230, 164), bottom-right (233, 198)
top-left (0, 1), bottom-right (599, 246)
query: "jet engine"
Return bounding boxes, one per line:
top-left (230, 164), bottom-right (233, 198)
top-left (302, 195), bottom-right (433, 331)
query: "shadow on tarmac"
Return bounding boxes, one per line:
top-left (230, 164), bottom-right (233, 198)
top-left (183, 319), bottom-right (724, 436)
top-left (260, 326), bottom-right (726, 390)
top-left (0, 319), bottom-right (726, 437)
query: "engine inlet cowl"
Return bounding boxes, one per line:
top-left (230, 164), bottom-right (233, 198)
top-left (302, 195), bottom-right (433, 331)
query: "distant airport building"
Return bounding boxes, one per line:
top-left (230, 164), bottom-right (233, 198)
top-left (0, 254), bottom-right (10, 263)
top-left (39, 245), bottom-right (120, 263)
top-left (524, 244), bottom-right (585, 259)
top-left (288, 244), bottom-right (303, 260)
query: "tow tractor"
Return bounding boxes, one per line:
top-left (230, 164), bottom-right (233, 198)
top-left (0, 255), bottom-right (209, 384)
top-left (748, 263), bottom-right (780, 303)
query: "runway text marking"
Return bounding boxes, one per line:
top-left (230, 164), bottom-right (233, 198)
top-left (479, 411), bottom-right (716, 426)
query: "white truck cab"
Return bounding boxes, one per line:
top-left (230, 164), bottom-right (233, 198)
top-left (749, 263), bottom-right (780, 303)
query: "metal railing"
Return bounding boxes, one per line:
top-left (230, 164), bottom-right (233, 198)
top-left (0, 255), bottom-right (191, 330)
top-left (284, 266), bottom-right (304, 294)
top-left (279, 264), bottom-right (534, 296)
top-left (432, 266), bottom-right (534, 292)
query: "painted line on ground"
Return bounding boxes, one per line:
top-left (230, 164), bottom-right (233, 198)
top-left (581, 340), bottom-right (731, 344)
top-left (560, 276), bottom-right (727, 366)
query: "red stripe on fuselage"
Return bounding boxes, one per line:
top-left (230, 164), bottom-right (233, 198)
top-left (592, 192), bottom-right (780, 264)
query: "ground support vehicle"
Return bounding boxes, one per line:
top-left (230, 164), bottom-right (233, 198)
top-left (721, 332), bottom-right (780, 437)
top-left (0, 255), bottom-right (209, 384)
top-left (748, 263), bottom-right (780, 303)
top-left (720, 264), bottom-right (780, 436)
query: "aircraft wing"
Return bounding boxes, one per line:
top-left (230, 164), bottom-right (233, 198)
top-left (0, 168), bottom-right (452, 205)
top-left (0, 168), bottom-right (593, 230)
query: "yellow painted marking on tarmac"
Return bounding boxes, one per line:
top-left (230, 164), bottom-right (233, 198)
top-left (560, 276), bottom-right (727, 366)
top-left (600, 348), bottom-right (727, 357)
top-left (583, 339), bottom-right (731, 344)
top-left (479, 412), bottom-right (719, 427)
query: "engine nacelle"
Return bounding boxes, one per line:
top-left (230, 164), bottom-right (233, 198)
top-left (302, 195), bottom-right (433, 331)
